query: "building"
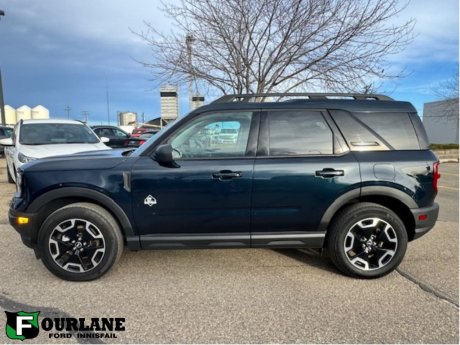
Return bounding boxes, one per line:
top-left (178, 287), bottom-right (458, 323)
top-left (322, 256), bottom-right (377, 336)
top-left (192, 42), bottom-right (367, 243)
top-left (160, 86), bottom-right (179, 120)
top-left (15, 105), bottom-right (32, 121)
top-left (191, 93), bottom-right (205, 111)
top-left (423, 98), bottom-right (459, 144)
top-left (118, 111), bottom-right (137, 126)
top-left (4, 105), bottom-right (16, 125)
top-left (1, 105), bottom-right (50, 125)
top-left (31, 105), bottom-right (50, 119)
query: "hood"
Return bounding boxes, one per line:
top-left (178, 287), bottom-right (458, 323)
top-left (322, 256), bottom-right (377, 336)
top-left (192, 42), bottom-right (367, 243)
top-left (21, 143), bottom-right (110, 159)
top-left (21, 147), bottom-right (134, 173)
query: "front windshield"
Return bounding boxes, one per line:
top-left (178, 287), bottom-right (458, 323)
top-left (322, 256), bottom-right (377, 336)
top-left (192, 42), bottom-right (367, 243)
top-left (19, 123), bottom-right (100, 145)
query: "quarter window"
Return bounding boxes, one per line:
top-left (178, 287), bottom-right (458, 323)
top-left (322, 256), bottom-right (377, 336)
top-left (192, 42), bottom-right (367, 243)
top-left (168, 112), bottom-right (253, 159)
top-left (268, 111), bottom-right (333, 156)
top-left (354, 112), bottom-right (420, 150)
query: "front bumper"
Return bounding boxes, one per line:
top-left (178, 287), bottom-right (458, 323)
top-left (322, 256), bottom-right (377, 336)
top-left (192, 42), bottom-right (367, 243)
top-left (410, 203), bottom-right (439, 240)
top-left (9, 207), bottom-right (39, 249)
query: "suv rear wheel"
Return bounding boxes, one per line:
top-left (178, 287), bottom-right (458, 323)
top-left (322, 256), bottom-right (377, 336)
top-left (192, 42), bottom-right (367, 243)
top-left (37, 202), bottom-right (123, 281)
top-left (327, 202), bottom-right (408, 278)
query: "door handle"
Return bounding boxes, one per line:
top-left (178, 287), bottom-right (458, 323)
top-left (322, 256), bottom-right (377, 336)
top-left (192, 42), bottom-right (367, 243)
top-left (315, 168), bottom-right (344, 178)
top-left (212, 170), bottom-right (242, 180)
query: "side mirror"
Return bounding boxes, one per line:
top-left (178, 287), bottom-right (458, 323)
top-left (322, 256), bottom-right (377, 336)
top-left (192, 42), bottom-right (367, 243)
top-left (0, 138), bottom-right (13, 146)
top-left (154, 144), bottom-right (180, 168)
top-left (100, 137), bottom-right (110, 143)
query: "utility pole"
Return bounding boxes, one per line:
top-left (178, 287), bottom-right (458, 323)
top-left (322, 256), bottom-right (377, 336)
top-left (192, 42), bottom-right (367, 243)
top-left (0, 10), bottom-right (6, 126)
top-left (64, 105), bottom-right (71, 119)
top-left (0, 69), bottom-right (5, 126)
top-left (186, 33), bottom-right (195, 112)
top-left (105, 75), bottom-right (110, 125)
top-left (82, 110), bottom-right (89, 123)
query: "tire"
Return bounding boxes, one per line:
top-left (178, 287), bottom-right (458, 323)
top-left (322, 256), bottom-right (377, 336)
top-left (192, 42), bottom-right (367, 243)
top-left (6, 165), bottom-right (14, 184)
top-left (37, 202), bottom-right (124, 281)
top-left (327, 202), bottom-right (408, 279)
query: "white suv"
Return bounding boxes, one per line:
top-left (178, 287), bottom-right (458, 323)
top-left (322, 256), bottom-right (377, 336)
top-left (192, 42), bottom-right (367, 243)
top-left (0, 119), bottom-right (110, 183)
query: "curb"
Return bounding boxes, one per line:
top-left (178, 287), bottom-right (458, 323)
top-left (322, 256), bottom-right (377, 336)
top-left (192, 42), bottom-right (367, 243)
top-left (440, 158), bottom-right (459, 163)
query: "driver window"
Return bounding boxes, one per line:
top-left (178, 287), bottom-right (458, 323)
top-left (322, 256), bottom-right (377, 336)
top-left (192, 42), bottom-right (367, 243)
top-left (168, 112), bottom-right (253, 159)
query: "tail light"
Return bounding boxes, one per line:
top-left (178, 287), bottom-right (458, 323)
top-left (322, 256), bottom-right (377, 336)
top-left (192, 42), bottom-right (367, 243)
top-left (140, 140), bottom-right (146, 145)
top-left (433, 162), bottom-right (441, 192)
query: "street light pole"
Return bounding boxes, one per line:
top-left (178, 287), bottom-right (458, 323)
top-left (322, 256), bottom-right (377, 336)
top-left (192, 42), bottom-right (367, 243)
top-left (0, 68), bottom-right (6, 126)
top-left (0, 10), bottom-right (6, 126)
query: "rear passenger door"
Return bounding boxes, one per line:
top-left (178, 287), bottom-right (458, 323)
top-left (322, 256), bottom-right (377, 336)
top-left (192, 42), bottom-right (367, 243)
top-left (251, 109), bottom-right (361, 247)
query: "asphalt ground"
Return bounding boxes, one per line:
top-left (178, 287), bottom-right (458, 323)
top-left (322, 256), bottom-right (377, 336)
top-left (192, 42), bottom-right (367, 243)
top-left (0, 159), bottom-right (458, 344)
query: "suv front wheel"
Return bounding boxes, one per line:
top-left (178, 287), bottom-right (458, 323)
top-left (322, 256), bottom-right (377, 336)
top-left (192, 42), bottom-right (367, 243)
top-left (37, 202), bottom-right (124, 281)
top-left (327, 202), bottom-right (408, 278)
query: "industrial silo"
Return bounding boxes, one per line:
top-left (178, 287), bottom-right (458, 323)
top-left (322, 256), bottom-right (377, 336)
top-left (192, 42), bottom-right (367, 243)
top-left (31, 105), bottom-right (50, 119)
top-left (160, 86), bottom-right (179, 120)
top-left (118, 111), bottom-right (137, 126)
top-left (16, 105), bottom-right (32, 120)
top-left (4, 105), bottom-right (16, 125)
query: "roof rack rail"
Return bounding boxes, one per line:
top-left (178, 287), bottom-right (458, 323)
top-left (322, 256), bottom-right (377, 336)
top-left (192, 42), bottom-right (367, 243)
top-left (212, 93), bottom-right (393, 104)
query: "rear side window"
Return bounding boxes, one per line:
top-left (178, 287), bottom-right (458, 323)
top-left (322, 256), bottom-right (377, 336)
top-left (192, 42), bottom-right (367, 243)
top-left (268, 111), bottom-right (333, 156)
top-left (355, 112), bottom-right (420, 150)
top-left (331, 110), bottom-right (420, 150)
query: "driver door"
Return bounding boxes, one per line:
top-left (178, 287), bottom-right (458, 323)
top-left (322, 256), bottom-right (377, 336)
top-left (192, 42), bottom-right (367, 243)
top-left (131, 111), bottom-right (258, 249)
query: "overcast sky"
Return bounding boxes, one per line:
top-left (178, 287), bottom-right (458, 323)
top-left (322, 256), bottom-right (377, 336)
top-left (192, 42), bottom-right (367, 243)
top-left (0, 0), bottom-right (458, 124)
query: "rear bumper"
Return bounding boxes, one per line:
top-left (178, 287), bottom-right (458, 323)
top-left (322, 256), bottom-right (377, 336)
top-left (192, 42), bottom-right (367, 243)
top-left (411, 203), bottom-right (439, 240)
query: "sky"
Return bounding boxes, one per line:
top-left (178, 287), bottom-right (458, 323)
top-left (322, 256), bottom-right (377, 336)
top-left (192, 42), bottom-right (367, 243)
top-left (0, 0), bottom-right (458, 125)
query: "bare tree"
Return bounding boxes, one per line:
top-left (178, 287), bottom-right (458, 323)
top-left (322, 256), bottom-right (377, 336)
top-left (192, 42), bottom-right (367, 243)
top-left (134, 0), bottom-right (415, 95)
top-left (427, 71), bottom-right (459, 127)
top-left (435, 70), bottom-right (459, 100)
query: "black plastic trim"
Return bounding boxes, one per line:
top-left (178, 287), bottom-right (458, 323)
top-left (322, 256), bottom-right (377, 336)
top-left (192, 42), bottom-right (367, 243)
top-left (319, 189), bottom-right (361, 231)
top-left (140, 234), bottom-right (250, 249)
top-left (26, 187), bottom-right (139, 249)
top-left (251, 232), bottom-right (325, 248)
top-left (411, 202), bottom-right (439, 240)
top-left (361, 186), bottom-right (418, 208)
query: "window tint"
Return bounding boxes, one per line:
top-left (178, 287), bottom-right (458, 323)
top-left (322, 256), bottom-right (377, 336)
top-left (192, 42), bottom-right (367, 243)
top-left (354, 112), bottom-right (420, 150)
top-left (168, 112), bottom-right (253, 159)
top-left (95, 128), bottom-right (113, 137)
top-left (268, 111), bottom-right (333, 156)
top-left (19, 124), bottom-right (99, 144)
top-left (331, 111), bottom-right (420, 150)
top-left (331, 110), bottom-right (388, 151)
top-left (114, 129), bottom-right (128, 137)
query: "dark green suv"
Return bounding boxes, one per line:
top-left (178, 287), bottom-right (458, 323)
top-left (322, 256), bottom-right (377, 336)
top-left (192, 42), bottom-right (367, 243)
top-left (9, 93), bottom-right (440, 281)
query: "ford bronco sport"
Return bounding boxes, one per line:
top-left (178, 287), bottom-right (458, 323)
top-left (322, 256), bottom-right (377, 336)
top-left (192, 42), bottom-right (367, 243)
top-left (8, 93), bottom-right (440, 281)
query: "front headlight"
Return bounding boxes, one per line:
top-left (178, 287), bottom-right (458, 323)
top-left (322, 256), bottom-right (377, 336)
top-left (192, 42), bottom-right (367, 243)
top-left (18, 152), bottom-right (36, 164)
top-left (16, 170), bottom-right (23, 195)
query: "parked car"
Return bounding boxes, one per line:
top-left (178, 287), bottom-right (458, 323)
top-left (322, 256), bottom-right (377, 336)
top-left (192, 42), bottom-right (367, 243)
top-left (8, 93), bottom-right (439, 281)
top-left (131, 126), bottom-right (163, 138)
top-left (0, 119), bottom-right (111, 183)
top-left (217, 128), bottom-right (238, 144)
top-left (126, 130), bottom-right (160, 148)
top-left (0, 125), bottom-right (13, 156)
top-left (91, 125), bottom-right (131, 148)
